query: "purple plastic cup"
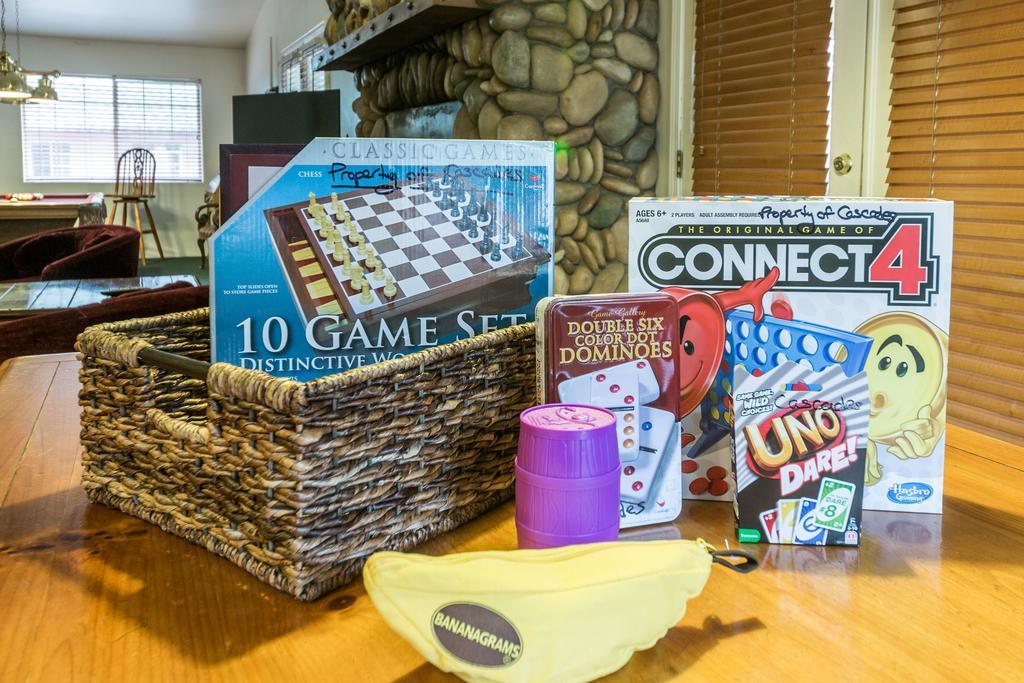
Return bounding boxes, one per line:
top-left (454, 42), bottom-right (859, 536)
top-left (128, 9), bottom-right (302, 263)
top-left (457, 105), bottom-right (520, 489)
top-left (515, 404), bottom-right (621, 549)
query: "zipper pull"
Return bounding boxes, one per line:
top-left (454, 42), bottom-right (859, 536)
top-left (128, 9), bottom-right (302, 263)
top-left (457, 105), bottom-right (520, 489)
top-left (696, 538), bottom-right (759, 574)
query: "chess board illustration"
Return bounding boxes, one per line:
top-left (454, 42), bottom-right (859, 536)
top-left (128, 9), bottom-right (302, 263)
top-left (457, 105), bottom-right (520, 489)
top-left (265, 174), bottom-right (550, 328)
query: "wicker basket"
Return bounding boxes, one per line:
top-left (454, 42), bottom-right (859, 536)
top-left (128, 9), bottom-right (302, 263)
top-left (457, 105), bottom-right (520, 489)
top-left (76, 308), bottom-right (535, 600)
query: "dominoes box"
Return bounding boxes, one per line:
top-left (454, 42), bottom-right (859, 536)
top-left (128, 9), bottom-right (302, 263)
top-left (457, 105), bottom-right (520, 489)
top-left (210, 138), bottom-right (554, 380)
top-left (628, 196), bottom-right (953, 514)
top-left (536, 293), bottom-right (682, 529)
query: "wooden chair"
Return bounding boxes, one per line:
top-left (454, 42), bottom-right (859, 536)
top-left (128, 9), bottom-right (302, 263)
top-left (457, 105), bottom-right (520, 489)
top-left (195, 176), bottom-right (221, 269)
top-left (109, 148), bottom-right (164, 264)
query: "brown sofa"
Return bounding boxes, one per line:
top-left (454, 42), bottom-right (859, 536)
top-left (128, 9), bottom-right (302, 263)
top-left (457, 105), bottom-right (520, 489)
top-left (0, 283), bottom-right (209, 364)
top-left (0, 225), bottom-right (140, 282)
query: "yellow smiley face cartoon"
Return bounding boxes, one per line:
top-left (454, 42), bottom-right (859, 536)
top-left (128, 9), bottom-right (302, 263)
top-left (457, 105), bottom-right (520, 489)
top-left (855, 312), bottom-right (949, 483)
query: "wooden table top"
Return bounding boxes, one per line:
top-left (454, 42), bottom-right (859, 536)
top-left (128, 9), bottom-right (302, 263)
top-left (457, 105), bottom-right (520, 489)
top-left (0, 275), bottom-right (200, 318)
top-left (1, 353), bottom-right (1021, 682)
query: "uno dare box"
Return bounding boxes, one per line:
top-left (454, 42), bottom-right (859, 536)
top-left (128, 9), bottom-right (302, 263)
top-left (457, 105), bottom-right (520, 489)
top-left (628, 196), bottom-right (952, 514)
top-left (728, 309), bottom-right (872, 545)
top-left (537, 293), bottom-right (683, 528)
top-left (211, 138), bottom-right (554, 380)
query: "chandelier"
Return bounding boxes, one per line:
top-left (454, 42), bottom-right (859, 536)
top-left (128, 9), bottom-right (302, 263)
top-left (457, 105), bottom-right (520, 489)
top-left (0, 0), bottom-right (59, 104)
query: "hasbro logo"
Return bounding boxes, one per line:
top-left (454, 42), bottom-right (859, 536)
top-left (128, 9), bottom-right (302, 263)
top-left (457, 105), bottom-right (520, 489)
top-left (887, 482), bottom-right (934, 505)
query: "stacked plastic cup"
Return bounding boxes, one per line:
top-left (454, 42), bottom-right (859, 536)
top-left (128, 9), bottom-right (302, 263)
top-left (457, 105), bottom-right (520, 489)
top-left (515, 404), bottom-right (621, 549)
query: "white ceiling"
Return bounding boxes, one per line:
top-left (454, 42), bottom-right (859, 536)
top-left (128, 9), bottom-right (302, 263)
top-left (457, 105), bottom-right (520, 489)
top-left (9, 0), bottom-right (264, 48)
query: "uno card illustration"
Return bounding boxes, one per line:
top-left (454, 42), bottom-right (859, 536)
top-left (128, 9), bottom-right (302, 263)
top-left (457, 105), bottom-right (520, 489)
top-left (815, 478), bottom-right (856, 532)
top-left (776, 499), bottom-right (800, 544)
top-left (794, 497), bottom-right (827, 545)
top-left (759, 508), bottom-right (780, 543)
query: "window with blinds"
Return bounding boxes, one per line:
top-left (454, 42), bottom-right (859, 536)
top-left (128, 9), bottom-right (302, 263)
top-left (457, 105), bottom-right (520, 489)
top-left (281, 43), bottom-right (327, 93)
top-left (692, 0), bottom-right (834, 195)
top-left (887, 0), bottom-right (1024, 445)
top-left (21, 74), bottom-right (203, 183)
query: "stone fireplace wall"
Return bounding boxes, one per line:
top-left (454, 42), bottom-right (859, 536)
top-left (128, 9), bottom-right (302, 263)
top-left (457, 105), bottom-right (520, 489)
top-left (325, 0), bottom-right (661, 295)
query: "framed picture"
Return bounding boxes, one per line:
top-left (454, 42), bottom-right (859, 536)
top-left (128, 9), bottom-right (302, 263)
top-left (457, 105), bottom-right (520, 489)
top-left (219, 144), bottom-right (304, 222)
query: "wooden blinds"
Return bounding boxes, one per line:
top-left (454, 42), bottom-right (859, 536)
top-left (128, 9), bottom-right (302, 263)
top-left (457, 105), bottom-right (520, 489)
top-left (887, 0), bottom-right (1024, 445)
top-left (692, 0), bottom-right (833, 195)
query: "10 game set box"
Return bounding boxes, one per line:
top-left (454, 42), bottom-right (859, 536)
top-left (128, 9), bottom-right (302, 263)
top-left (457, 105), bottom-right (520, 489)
top-left (210, 138), bottom-right (554, 380)
top-left (627, 197), bottom-right (953, 531)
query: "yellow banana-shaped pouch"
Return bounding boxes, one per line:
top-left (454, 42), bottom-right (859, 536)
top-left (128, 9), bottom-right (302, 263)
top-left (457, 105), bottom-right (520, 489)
top-left (363, 540), bottom-right (756, 683)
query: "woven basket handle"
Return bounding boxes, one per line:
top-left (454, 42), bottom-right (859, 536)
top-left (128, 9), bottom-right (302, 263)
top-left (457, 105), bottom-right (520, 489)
top-left (145, 408), bottom-right (211, 446)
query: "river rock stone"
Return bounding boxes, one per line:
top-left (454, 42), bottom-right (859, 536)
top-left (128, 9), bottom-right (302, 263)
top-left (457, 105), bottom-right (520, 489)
top-left (597, 29), bottom-right (613, 42)
top-left (535, 3), bottom-right (567, 22)
top-left (623, 125), bottom-right (655, 161)
top-left (531, 44), bottom-right (574, 92)
top-left (594, 89), bottom-right (638, 146)
top-left (614, 32), bottom-right (657, 70)
top-left (578, 147), bottom-right (594, 180)
top-left (585, 12), bottom-right (602, 42)
top-left (582, 0), bottom-right (610, 10)
top-left (574, 63), bottom-right (593, 74)
top-left (567, 41), bottom-right (591, 63)
top-left (611, 217), bottom-right (628, 263)
top-left (478, 99), bottom-right (504, 139)
top-left (636, 149), bottom-right (657, 189)
top-left (635, 0), bottom-right (658, 38)
top-left (555, 149), bottom-right (569, 179)
top-left (563, 259), bottom-right (577, 274)
top-left (555, 264), bottom-right (569, 294)
top-left (567, 0), bottom-right (587, 39)
top-left (572, 217), bottom-right (588, 241)
top-left (556, 206), bottom-right (579, 236)
top-left (463, 21), bottom-right (482, 67)
top-left (638, 73), bottom-right (659, 123)
top-left (497, 114), bottom-right (542, 140)
top-left (589, 136), bottom-right (604, 182)
top-left (490, 4), bottom-right (532, 32)
top-left (624, 0), bottom-right (639, 29)
top-left (579, 185), bottom-right (600, 214)
top-left (593, 58), bottom-right (632, 84)
top-left (604, 161), bottom-right (633, 177)
top-left (591, 261), bottom-right (625, 292)
top-left (589, 192), bottom-right (623, 228)
top-left (453, 105), bottom-right (479, 138)
top-left (601, 228), bottom-right (617, 261)
top-left (462, 80), bottom-right (488, 118)
top-left (629, 70), bottom-right (643, 92)
top-left (585, 230), bottom-right (607, 267)
top-left (497, 89), bottom-right (558, 115)
top-left (569, 265), bottom-right (594, 294)
top-left (544, 116), bottom-right (569, 134)
top-left (560, 71), bottom-right (609, 126)
top-left (559, 126), bottom-right (594, 147)
top-left (579, 243), bottom-right (600, 273)
top-left (492, 31), bottom-right (530, 88)
top-left (610, 0), bottom-right (625, 29)
top-left (590, 44), bottom-right (616, 58)
top-left (601, 176), bottom-right (640, 196)
top-left (526, 25), bottom-right (575, 48)
top-left (604, 148), bottom-right (624, 161)
top-left (556, 182), bottom-right (586, 205)
top-left (561, 236), bottom-right (581, 263)
top-left (569, 150), bottom-right (581, 180)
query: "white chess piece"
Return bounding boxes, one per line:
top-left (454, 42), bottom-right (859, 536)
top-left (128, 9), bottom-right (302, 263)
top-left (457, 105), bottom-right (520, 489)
top-left (383, 274), bottom-right (397, 299)
top-left (359, 281), bottom-right (374, 305)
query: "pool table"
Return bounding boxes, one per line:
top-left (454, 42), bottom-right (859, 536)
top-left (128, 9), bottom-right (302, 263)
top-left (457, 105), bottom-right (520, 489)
top-left (0, 192), bottom-right (107, 240)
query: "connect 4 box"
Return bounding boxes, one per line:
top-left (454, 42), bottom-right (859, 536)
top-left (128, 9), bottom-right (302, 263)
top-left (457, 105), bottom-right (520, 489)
top-left (211, 138), bottom-right (554, 381)
top-left (628, 197), bottom-right (953, 517)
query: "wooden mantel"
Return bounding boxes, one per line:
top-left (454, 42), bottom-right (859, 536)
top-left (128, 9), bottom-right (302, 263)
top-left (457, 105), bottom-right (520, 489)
top-left (316, 0), bottom-right (488, 72)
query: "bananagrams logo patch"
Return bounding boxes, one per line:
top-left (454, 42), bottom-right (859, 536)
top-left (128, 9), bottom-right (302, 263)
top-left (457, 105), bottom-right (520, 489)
top-left (887, 482), bottom-right (933, 505)
top-left (432, 602), bottom-right (523, 667)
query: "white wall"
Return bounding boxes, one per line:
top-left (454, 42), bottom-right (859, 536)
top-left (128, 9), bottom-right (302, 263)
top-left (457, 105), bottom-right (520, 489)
top-left (245, 0), bottom-right (359, 135)
top-left (0, 34), bottom-right (245, 258)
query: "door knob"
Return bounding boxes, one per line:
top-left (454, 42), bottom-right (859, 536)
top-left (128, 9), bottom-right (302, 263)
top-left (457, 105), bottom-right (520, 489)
top-left (832, 153), bottom-right (853, 176)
